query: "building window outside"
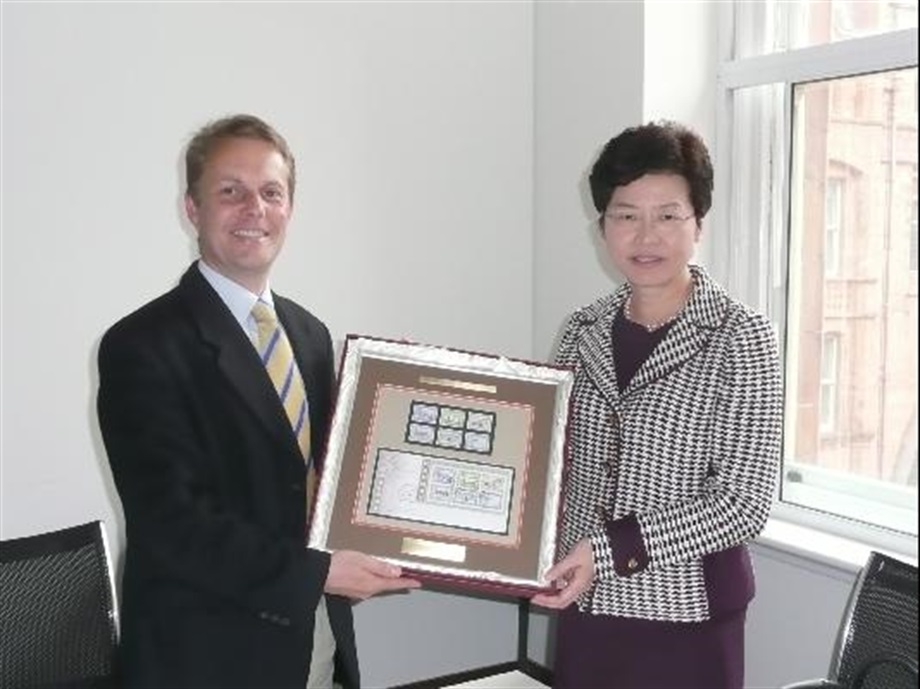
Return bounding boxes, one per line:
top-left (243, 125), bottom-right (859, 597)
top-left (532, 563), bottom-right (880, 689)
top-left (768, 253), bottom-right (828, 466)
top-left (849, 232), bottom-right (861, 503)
top-left (819, 332), bottom-right (840, 434)
top-left (718, 0), bottom-right (918, 548)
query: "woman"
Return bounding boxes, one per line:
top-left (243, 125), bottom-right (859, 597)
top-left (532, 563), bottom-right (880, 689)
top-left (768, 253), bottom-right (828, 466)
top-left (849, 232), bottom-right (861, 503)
top-left (532, 121), bottom-right (783, 689)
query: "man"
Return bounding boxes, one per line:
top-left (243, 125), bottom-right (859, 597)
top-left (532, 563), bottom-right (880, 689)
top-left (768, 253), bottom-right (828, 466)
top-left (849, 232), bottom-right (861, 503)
top-left (97, 114), bottom-right (418, 688)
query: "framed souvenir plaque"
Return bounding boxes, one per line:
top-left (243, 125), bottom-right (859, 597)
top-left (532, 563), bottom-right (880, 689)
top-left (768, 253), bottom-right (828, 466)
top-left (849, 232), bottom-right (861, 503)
top-left (308, 335), bottom-right (574, 595)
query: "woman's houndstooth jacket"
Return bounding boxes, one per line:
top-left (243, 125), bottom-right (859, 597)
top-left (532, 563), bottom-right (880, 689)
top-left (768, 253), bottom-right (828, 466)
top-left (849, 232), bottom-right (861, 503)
top-left (554, 265), bottom-right (783, 622)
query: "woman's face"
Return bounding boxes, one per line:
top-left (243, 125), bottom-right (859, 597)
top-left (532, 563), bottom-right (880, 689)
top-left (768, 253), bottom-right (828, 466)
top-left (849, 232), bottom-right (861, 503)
top-left (601, 172), bottom-right (700, 292)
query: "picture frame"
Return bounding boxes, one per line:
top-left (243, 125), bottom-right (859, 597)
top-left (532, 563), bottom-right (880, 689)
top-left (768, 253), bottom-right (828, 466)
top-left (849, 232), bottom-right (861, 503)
top-left (308, 335), bottom-right (574, 596)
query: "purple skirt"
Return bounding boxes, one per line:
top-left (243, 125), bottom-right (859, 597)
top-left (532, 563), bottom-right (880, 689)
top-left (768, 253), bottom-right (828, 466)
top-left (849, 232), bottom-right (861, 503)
top-left (552, 606), bottom-right (746, 689)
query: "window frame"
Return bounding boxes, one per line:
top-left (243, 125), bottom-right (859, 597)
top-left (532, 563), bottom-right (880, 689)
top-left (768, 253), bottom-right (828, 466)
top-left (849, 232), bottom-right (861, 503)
top-left (713, 3), bottom-right (919, 558)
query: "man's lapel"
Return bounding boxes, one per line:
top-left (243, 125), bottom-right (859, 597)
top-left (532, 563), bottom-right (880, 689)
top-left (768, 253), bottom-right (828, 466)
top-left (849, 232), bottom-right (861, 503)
top-left (274, 296), bottom-right (330, 471)
top-left (274, 298), bottom-right (321, 410)
top-left (178, 265), bottom-right (295, 451)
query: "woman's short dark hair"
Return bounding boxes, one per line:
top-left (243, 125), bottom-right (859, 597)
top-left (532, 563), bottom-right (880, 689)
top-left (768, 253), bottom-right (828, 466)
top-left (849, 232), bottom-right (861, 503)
top-left (185, 114), bottom-right (296, 203)
top-left (588, 121), bottom-right (713, 220)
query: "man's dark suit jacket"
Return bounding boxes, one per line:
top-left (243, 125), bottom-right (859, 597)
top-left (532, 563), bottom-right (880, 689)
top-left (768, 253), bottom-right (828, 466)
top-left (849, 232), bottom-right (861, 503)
top-left (97, 262), bottom-right (359, 688)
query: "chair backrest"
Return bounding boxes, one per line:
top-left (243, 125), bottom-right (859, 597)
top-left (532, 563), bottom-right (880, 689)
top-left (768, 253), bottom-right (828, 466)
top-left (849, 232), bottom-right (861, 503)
top-left (829, 551), bottom-right (918, 689)
top-left (0, 520), bottom-right (119, 689)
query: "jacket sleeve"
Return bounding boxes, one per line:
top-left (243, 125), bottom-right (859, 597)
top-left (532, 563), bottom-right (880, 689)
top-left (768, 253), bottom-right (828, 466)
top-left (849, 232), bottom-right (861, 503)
top-left (608, 313), bottom-right (783, 576)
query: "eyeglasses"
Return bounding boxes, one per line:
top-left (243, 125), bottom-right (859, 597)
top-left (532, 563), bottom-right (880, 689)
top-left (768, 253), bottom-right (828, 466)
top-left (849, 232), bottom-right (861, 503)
top-left (602, 209), bottom-right (696, 232)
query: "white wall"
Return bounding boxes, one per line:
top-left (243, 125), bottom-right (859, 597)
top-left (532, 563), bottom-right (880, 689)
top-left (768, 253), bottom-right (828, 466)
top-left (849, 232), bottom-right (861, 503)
top-left (643, 0), bottom-right (718, 144)
top-left (1, 1), bottom-right (862, 687)
top-left (532, 0), bottom-right (644, 361)
top-left (1, 3), bottom-right (532, 686)
top-left (746, 545), bottom-right (855, 687)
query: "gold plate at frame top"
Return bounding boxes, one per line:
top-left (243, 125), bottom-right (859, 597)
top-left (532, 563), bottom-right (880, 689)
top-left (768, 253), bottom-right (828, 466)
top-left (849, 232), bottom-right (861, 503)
top-left (418, 376), bottom-right (497, 395)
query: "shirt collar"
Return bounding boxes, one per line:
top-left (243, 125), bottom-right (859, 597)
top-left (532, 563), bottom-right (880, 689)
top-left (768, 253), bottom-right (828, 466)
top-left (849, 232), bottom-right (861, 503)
top-left (197, 260), bottom-right (274, 332)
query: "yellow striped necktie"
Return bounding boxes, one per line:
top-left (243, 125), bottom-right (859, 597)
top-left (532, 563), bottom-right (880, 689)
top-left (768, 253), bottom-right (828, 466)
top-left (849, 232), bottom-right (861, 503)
top-left (251, 301), bottom-right (314, 485)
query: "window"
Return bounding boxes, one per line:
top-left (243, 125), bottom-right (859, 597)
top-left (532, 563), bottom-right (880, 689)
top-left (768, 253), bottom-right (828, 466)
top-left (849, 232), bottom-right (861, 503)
top-left (819, 332), bottom-right (840, 434)
top-left (824, 177), bottom-right (844, 277)
top-left (716, 0), bottom-right (918, 551)
top-left (733, 0), bottom-right (917, 57)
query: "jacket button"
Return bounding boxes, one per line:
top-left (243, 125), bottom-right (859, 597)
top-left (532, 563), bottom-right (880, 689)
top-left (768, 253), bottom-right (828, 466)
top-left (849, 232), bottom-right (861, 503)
top-left (292, 483), bottom-right (304, 493)
top-left (627, 558), bottom-right (639, 570)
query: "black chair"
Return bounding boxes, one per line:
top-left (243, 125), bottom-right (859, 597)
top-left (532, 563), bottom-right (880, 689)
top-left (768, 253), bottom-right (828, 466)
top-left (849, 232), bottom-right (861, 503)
top-left (784, 550), bottom-right (918, 689)
top-left (0, 520), bottom-right (119, 689)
